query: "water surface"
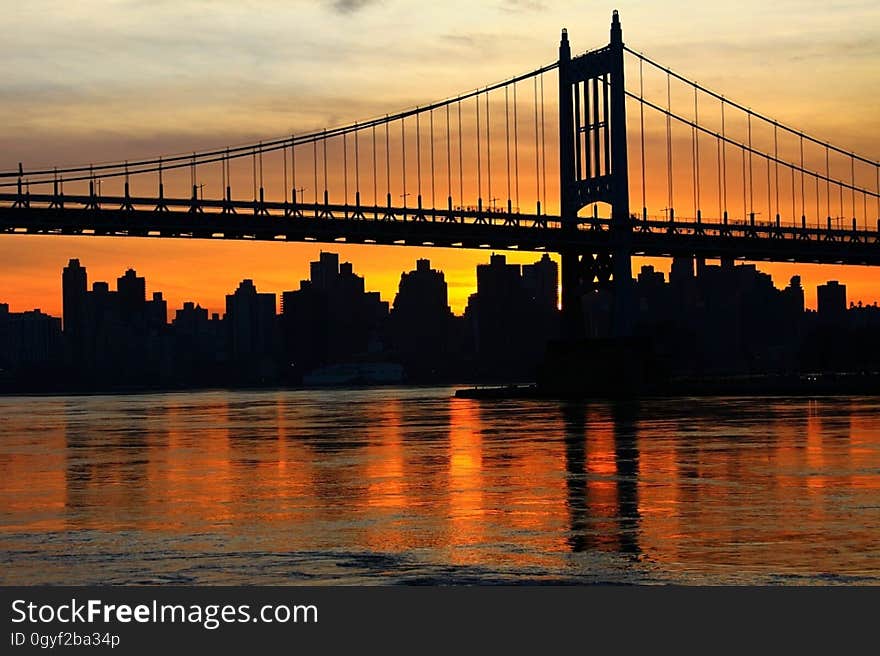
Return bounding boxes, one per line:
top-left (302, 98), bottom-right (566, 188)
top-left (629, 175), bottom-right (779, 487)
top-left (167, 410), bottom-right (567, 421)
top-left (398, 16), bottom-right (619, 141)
top-left (1, 388), bottom-right (878, 584)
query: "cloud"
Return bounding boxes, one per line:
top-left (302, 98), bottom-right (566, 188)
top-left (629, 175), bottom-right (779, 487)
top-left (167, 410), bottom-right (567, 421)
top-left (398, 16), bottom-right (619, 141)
top-left (500, 0), bottom-right (546, 12)
top-left (330, 0), bottom-right (380, 14)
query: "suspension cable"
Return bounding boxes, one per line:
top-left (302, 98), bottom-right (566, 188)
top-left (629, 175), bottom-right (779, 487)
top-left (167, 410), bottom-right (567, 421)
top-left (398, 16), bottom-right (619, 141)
top-left (540, 72), bottom-right (547, 211)
top-left (514, 82), bottom-right (520, 211)
top-left (534, 76), bottom-right (540, 212)
top-left (665, 71), bottom-right (673, 217)
top-left (774, 124), bottom-right (780, 220)
top-left (640, 58), bottom-right (647, 218)
top-left (1, 62), bottom-right (559, 183)
top-left (505, 86), bottom-right (511, 207)
top-left (476, 93), bottom-right (482, 205)
top-left (625, 46), bottom-right (878, 167)
top-left (486, 91), bottom-right (492, 209)
top-left (430, 109), bottom-right (435, 208)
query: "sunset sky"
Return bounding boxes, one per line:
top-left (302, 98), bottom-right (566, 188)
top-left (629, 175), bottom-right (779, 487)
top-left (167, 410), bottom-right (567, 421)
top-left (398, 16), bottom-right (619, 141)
top-left (1, 1), bottom-right (878, 317)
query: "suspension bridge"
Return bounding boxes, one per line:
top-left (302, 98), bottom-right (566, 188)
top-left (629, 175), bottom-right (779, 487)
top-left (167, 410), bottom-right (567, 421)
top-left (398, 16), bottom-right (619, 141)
top-left (1, 11), bottom-right (878, 337)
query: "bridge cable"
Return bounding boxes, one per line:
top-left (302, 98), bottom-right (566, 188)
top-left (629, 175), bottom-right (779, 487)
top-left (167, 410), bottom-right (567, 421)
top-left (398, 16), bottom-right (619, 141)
top-left (741, 146), bottom-right (747, 221)
top-left (691, 94), bottom-right (696, 217)
top-left (800, 136), bottom-right (805, 225)
top-left (446, 104), bottom-right (452, 206)
top-left (514, 82), bottom-right (520, 212)
top-left (371, 124), bottom-right (377, 206)
top-left (625, 47), bottom-right (877, 168)
top-left (695, 88), bottom-right (701, 218)
top-left (665, 71), bottom-right (673, 220)
top-left (640, 58), bottom-right (646, 219)
top-left (534, 76), bottom-right (540, 213)
top-left (225, 149), bottom-right (231, 201)
top-left (486, 91), bottom-right (492, 211)
top-left (354, 124), bottom-right (360, 205)
top-left (458, 101), bottom-right (464, 210)
top-left (476, 94), bottom-right (482, 207)
top-left (430, 109), bottom-right (435, 210)
top-left (774, 124), bottom-right (780, 222)
top-left (322, 132), bottom-right (328, 205)
top-left (721, 98), bottom-right (727, 219)
top-left (290, 137), bottom-right (296, 203)
top-left (540, 72), bottom-right (547, 213)
top-left (791, 164), bottom-right (796, 225)
top-left (252, 147), bottom-right (257, 202)
top-left (851, 155), bottom-right (856, 227)
top-left (825, 146), bottom-right (830, 222)
top-left (716, 135), bottom-right (722, 221)
top-left (764, 155), bottom-right (773, 223)
top-left (416, 110), bottom-right (422, 204)
top-left (1, 61), bottom-right (559, 183)
top-left (343, 132), bottom-right (349, 205)
top-left (313, 141), bottom-right (318, 205)
top-left (402, 117), bottom-right (408, 208)
top-left (748, 114), bottom-right (754, 220)
top-left (505, 86), bottom-right (511, 210)
top-left (385, 118), bottom-right (391, 206)
top-left (282, 142), bottom-right (288, 203)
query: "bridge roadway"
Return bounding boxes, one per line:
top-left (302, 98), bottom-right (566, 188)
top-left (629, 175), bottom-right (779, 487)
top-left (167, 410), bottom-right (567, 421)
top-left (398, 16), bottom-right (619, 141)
top-left (2, 192), bottom-right (880, 266)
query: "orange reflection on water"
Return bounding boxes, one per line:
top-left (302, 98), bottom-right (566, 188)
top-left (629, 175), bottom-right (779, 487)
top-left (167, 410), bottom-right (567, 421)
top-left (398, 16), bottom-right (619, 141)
top-left (1, 391), bottom-right (878, 584)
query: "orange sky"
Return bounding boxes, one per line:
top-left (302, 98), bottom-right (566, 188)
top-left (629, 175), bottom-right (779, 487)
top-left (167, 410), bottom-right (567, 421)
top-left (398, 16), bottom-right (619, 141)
top-left (1, 2), bottom-right (878, 318)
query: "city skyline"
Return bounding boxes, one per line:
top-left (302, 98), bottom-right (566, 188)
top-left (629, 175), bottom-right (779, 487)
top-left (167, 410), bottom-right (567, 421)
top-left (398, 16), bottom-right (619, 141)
top-left (0, 249), bottom-right (872, 320)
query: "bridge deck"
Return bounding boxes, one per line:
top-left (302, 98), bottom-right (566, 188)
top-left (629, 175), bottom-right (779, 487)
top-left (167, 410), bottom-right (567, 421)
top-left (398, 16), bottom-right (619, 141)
top-left (2, 193), bottom-right (880, 266)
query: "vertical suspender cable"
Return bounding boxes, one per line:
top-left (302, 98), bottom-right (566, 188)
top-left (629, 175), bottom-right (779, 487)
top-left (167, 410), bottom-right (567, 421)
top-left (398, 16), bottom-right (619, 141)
top-left (476, 94), bottom-right (482, 205)
top-left (416, 111), bottom-right (422, 202)
top-left (774, 124), bottom-right (780, 220)
top-left (505, 86), bottom-right (511, 207)
top-left (354, 124), bottom-right (360, 204)
top-left (640, 58), bottom-right (646, 219)
top-left (748, 113), bottom-right (754, 218)
top-left (540, 72), bottom-right (547, 211)
top-left (716, 136), bottom-right (722, 220)
top-left (851, 155), bottom-right (856, 224)
top-left (291, 137), bottom-right (296, 203)
top-left (534, 76), bottom-right (540, 212)
top-left (721, 98), bottom-right (728, 218)
top-left (741, 147), bottom-right (747, 221)
top-left (825, 145), bottom-right (830, 221)
top-left (666, 71), bottom-right (673, 218)
top-left (514, 82), bottom-right (520, 211)
top-left (458, 102), bottom-right (464, 208)
top-left (694, 88), bottom-right (700, 218)
top-left (486, 91), bottom-right (492, 208)
top-left (430, 109), bottom-right (435, 209)
top-left (385, 118), bottom-right (391, 205)
top-left (800, 136), bottom-right (805, 223)
top-left (401, 117), bottom-right (407, 207)
top-left (372, 124), bottom-right (377, 205)
top-left (322, 131), bottom-right (328, 202)
top-left (446, 104), bottom-right (452, 205)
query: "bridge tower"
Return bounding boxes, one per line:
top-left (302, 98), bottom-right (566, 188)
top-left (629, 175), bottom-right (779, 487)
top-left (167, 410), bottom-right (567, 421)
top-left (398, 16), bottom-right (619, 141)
top-left (558, 10), bottom-right (632, 339)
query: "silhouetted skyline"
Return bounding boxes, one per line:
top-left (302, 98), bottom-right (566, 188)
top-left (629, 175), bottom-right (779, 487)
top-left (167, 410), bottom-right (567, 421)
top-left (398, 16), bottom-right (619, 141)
top-left (2, 252), bottom-right (879, 392)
